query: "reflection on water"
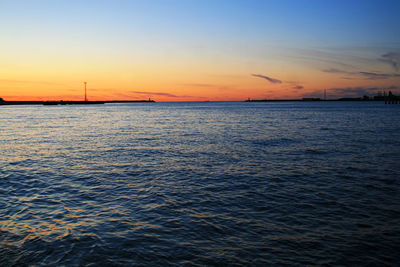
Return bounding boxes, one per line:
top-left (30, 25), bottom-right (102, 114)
top-left (1, 102), bottom-right (400, 265)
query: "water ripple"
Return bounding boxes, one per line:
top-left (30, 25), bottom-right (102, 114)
top-left (1, 102), bottom-right (400, 265)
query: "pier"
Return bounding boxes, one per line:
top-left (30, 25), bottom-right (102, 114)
top-left (0, 99), bottom-right (155, 105)
top-left (0, 82), bottom-right (156, 106)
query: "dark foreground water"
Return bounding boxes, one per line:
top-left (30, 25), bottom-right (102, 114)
top-left (1, 101), bottom-right (400, 266)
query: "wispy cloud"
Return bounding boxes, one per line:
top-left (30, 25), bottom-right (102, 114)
top-left (380, 52), bottom-right (400, 71)
top-left (131, 91), bottom-right (198, 98)
top-left (276, 46), bottom-right (400, 79)
top-left (302, 86), bottom-right (400, 99)
top-left (329, 87), bottom-right (379, 96)
top-left (322, 68), bottom-right (400, 80)
top-left (251, 74), bottom-right (282, 84)
top-left (276, 46), bottom-right (357, 68)
top-left (322, 68), bottom-right (353, 75)
top-left (359, 71), bottom-right (400, 80)
top-left (293, 85), bottom-right (304, 90)
top-left (132, 91), bottom-right (180, 97)
top-left (303, 87), bottom-right (376, 99)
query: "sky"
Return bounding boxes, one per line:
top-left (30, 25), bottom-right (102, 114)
top-left (1, 0), bottom-right (400, 101)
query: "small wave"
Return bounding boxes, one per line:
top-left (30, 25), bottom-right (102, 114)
top-left (305, 148), bottom-right (329, 155)
top-left (252, 137), bottom-right (297, 147)
top-left (320, 127), bottom-right (333, 131)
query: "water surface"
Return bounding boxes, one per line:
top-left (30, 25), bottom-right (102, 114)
top-left (1, 102), bottom-right (400, 265)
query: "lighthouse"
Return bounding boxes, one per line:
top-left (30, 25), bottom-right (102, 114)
top-left (84, 82), bottom-right (88, 102)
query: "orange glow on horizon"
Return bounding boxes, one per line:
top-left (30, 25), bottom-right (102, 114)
top-left (1, 58), bottom-right (399, 102)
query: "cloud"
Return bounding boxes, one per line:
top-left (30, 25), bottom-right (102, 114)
top-left (322, 68), bottom-right (400, 80)
top-left (322, 68), bottom-right (352, 74)
top-left (132, 91), bottom-right (180, 97)
top-left (251, 74), bottom-right (282, 84)
top-left (278, 46), bottom-right (357, 68)
top-left (293, 85), bottom-right (304, 90)
top-left (131, 91), bottom-right (198, 98)
top-left (388, 85), bottom-right (399, 90)
top-left (380, 52), bottom-right (400, 71)
top-left (303, 87), bottom-right (386, 99)
top-left (359, 71), bottom-right (400, 80)
top-left (329, 87), bottom-right (379, 96)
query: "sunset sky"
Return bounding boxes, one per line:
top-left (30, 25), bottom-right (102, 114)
top-left (1, 0), bottom-right (400, 101)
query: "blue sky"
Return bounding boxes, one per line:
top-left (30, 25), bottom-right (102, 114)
top-left (2, 0), bottom-right (399, 44)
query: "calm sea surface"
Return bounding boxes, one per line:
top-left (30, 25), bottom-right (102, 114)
top-left (1, 101), bottom-right (400, 266)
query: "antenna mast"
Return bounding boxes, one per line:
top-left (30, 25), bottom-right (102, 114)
top-left (84, 82), bottom-right (87, 102)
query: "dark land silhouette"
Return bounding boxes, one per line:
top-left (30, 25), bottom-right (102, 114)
top-left (0, 99), bottom-right (155, 105)
top-left (245, 91), bottom-right (400, 104)
top-left (1, 92), bottom-right (399, 105)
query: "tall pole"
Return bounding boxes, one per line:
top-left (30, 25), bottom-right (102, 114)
top-left (84, 82), bottom-right (87, 102)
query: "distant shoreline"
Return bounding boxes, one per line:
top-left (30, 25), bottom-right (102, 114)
top-left (245, 99), bottom-right (383, 102)
top-left (1, 97), bottom-right (399, 105)
top-left (0, 100), bottom-right (156, 105)
top-left (245, 95), bottom-right (399, 103)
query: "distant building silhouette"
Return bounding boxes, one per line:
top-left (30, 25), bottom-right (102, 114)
top-left (385, 91), bottom-right (399, 104)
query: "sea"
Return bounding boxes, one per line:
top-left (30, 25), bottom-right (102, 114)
top-left (1, 101), bottom-right (400, 266)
